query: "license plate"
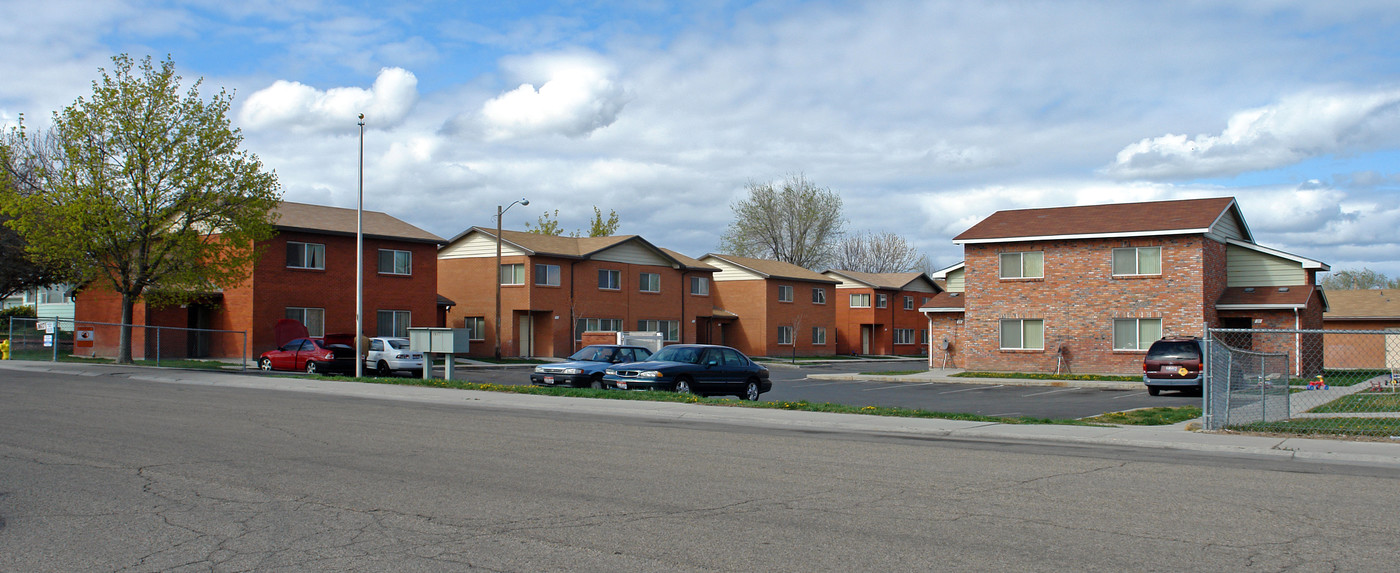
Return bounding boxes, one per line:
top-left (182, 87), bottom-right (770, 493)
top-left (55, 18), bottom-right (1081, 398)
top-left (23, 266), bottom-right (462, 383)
top-left (1160, 365), bottom-right (1177, 373)
top-left (544, 375), bottom-right (554, 384)
top-left (616, 381), bottom-right (628, 390)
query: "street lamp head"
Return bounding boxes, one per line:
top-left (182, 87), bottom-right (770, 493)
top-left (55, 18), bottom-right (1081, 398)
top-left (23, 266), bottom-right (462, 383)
top-left (520, 198), bottom-right (530, 206)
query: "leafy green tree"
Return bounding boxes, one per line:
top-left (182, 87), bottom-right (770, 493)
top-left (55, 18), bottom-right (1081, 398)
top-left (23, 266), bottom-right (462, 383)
top-left (586, 206), bottom-right (620, 237)
top-left (0, 55), bottom-right (280, 363)
top-left (526, 206), bottom-right (622, 237)
top-left (524, 209), bottom-right (566, 236)
top-left (0, 129), bottom-right (73, 299)
top-left (718, 173), bottom-right (845, 270)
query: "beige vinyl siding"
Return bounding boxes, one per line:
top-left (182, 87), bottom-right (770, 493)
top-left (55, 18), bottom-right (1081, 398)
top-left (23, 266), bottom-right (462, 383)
top-left (705, 258), bottom-right (765, 281)
top-left (945, 268), bottom-right (965, 292)
top-left (1206, 210), bottom-right (1250, 243)
top-left (1227, 244), bottom-right (1307, 287)
top-left (904, 280), bottom-right (937, 293)
top-left (592, 241), bottom-right (675, 266)
top-left (439, 232), bottom-right (528, 259)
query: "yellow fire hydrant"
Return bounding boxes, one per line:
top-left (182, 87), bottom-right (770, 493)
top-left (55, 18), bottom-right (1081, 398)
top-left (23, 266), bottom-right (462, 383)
top-left (1, 338), bottom-right (9, 360)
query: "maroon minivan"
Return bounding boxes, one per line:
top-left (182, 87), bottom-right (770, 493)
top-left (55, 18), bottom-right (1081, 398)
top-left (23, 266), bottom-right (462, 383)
top-left (1142, 336), bottom-right (1204, 396)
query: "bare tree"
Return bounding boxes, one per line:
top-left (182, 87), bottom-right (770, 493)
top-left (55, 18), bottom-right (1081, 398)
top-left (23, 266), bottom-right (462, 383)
top-left (718, 174), bottom-right (844, 270)
top-left (831, 231), bottom-right (927, 274)
top-left (1321, 268), bottom-right (1400, 290)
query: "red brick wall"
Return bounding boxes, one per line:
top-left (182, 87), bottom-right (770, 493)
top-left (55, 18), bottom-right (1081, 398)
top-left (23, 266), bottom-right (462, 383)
top-left (1324, 319), bottom-right (1400, 369)
top-left (712, 279), bottom-right (835, 357)
top-left (925, 312), bottom-right (965, 368)
top-left (963, 236), bottom-right (1212, 374)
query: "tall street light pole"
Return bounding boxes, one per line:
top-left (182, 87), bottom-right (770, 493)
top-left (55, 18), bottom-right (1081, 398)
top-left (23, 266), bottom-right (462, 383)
top-left (355, 114), bottom-right (365, 378)
top-left (495, 198), bottom-right (529, 360)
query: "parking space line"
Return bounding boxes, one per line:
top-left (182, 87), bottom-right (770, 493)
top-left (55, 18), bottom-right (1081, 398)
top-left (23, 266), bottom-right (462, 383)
top-left (1022, 388), bottom-right (1079, 397)
top-left (987, 411), bottom-right (1022, 417)
top-left (861, 382), bottom-right (938, 392)
top-left (1112, 392), bottom-right (1149, 399)
top-left (939, 385), bottom-right (1003, 394)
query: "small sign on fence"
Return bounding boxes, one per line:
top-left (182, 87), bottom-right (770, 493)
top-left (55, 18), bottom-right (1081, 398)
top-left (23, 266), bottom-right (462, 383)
top-left (37, 321), bottom-right (56, 332)
top-left (76, 327), bottom-right (94, 348)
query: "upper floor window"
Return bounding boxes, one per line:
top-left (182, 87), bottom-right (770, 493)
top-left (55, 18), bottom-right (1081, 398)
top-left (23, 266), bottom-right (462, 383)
top-left (812, 288), bottom-right (826, 304)
top-left (377, 249), bottom-right (411, 275)
top-left (690, 276), bottom-right (710, 296)
top-left (376, 310), bottom-right (410, 337)
top-left (850, 293), bottom-right (871, 308)
top-left (904, 296), bottom-right (914, 310)
top-left (778, 285), bottom-right (793, 302)
top-left (1000, 251), bottom-right (1044, 279)
top-left (1113, 247), bottom-right (1162, 276)
top-left (1000, 318), bottom-right (1044, 350)
top-left (777, 326), bottom-right (793, 345)
top-left (287, 242), bottom-right (325, 270)
top-left (535, 264), bottom-right (560, 286)
top-left (875, 293), bottom-right (887, 308)
top-left (285, 307), bottom-right (325, 337)
top-left (639, 272), bottom-right (660, 293)
top-left (599, 269), bottom-right (621, 290)
top-left (500, 263), bottom-right (525, 285)
top-left (1113, 318), bottom-right (1162, 350)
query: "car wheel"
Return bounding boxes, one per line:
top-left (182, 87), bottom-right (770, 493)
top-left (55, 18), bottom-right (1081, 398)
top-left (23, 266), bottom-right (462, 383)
top-left (674, 377), bottom-right (693, 394)
top-left (741, 380), bottom-right (761, 401)
top-left (259, 358), bottom-right (273, 371)
top-left (1147, 386), bottom-right (1160, 396)
top-left (589, 375), bottom-right (605, 390)
top-left (306, 361), bottom-right (319, 374)
top-left (377, 360), bottom-right (392, 377)
top-left (411, 370), bottom-right (423, 378)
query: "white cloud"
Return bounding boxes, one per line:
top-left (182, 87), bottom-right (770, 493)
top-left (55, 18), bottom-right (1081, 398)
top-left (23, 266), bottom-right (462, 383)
top-left (478, 52), bottom-right (628, 140)
top-left (238, 67), bottom-right (419, 133)
top-left (1106, 90), bottom-right (1400, 179)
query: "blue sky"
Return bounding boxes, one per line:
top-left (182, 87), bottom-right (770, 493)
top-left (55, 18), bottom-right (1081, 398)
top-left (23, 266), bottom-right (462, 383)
top-left (3, 0), bottom-right (1400, 277)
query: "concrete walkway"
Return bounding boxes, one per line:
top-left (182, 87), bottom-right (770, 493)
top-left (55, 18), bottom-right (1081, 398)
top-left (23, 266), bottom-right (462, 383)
top-left (807, 367), bottom-right (1146, 390)
top-left (4, 360), bottom-right (1400, 469)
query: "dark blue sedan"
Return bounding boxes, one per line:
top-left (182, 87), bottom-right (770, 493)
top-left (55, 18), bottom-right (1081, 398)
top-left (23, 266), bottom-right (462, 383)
top-left (530, 345), bottom-right (654, 388)
top-left (603, 344), bottom-right (771, 400)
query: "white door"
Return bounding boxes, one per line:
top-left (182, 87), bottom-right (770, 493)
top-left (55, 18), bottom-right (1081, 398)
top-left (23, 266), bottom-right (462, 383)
top-left (1387, 328), bottom-right (1400, 369)
top-left (518, 314), bottom-right (534, 358)
top-left (860, 325), bottom-right (871, 355)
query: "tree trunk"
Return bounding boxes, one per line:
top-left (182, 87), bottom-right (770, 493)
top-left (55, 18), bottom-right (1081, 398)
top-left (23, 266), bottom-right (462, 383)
top-left (118, 293), bottom-right (134, 364)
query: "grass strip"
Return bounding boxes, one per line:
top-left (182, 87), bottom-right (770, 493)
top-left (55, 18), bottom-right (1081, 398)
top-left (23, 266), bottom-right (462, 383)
top-left (1232, 417), bottom-right (1400, 437)
top-left (1306, 392), bottom-right (1400, 414)
top-left (858, 369), bottom-right (928, 376)
top-left (1080, 406), bottom-right (1201, 426)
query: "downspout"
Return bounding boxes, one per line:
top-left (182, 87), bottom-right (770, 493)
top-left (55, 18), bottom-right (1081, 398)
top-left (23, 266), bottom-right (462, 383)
top-left (570, 259), bottom-right (581, 353)
top-left (1294, 307), bottom-right (1301, 376)
top-left (680, 269), bottom-right (687, 344)
top-left (925, 310), bottom-right (933, 370)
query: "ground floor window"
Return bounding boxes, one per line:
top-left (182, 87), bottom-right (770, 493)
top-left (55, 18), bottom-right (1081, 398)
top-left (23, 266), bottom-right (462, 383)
top-left (576, 318), bottom-right (624, 341)
top-left (463, 317), bottom-right (485, 340)
top-left (285, 307), bottom-right (325, 337)
top-left (1113, 318), bottom-right (1162, 350)
top-left (812, 327), bottom-right (827, 345)
top-left (893, 328), bottom-right (916, 345)
top-left (1000, 319), bottom-right (1044, 350)
top-left (638, 319), bottom-right (680, 342)
top-left (777, 326), bottom-right (793, 345)
top-left (377, 310), bottom-right (411, 338)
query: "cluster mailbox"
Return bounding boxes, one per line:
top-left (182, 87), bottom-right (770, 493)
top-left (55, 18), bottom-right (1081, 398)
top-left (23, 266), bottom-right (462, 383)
top-left (407, 328), bottom-right (470, 380)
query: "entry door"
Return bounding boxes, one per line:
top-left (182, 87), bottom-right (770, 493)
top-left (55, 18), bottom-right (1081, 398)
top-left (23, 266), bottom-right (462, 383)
top-left (860, 325), bottom-right (872, 355)
top-left (518, 314), bottom-right (534, 358)
top-left (1388, 329), bottom-right (1400, 369)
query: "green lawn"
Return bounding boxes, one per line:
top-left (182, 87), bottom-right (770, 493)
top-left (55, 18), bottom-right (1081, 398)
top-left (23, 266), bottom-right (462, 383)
top-left (1081, 406), bottom-right (1201, 426)
top-left (1307, 391), bottom-right (1400, 414)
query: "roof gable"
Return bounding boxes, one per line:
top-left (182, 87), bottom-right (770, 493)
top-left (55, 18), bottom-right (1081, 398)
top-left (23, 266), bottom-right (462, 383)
top-left (273, 202), bottom-right (443, 244)
top-left (823, 270), bottom-right (939, 292)
top-left (952, 197), bottom-right (1251, 245)
top-left (701, 254), bottom-right (839, 284)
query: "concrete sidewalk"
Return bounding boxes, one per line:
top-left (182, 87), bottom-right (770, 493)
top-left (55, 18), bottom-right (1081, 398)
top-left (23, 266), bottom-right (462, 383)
top-left (4, 360), bottom-right (1400, 469)
top-left (807, 367), bottom-right (1146, 390)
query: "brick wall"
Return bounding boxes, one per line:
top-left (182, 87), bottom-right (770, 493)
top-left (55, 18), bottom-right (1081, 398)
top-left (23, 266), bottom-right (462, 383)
top-left (712, 279), bottom-right (835, 357)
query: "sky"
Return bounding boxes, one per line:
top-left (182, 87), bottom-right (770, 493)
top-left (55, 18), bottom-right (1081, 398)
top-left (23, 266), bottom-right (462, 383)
top-left (3, 0), bottom-right (1399, 278)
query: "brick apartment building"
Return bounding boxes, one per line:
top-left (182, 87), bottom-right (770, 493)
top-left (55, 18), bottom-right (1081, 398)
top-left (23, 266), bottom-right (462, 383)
top-left (699, 254), bottom-right (838, 358)
top-left (940, 197), bottom-right (1328, 375)
top-left (436, 228), bottom-right (719, 358)
top-left (920, 262), bottom-right (966, 368)
top-left (1321, 289), bottom-right (1400, 369)
top-left (822, 270), bottom-right (941, 355)
top-left (75, 202), bottom-right (444, 360)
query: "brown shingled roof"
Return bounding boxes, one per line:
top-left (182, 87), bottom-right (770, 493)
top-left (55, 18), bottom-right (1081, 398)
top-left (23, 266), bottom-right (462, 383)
top-left (659, 248), bottom-right (719, 272)
top-left (702, 254), bottom-right (839, 284)
top-left (1215, 286), bottom-right (1317, 309)
top-left (918, 291), bottom-right (965, 311)
top-left (953, 197), bottom-right (1240, 243)
top-left (1324, 289), bottom-right (1400, 319)
top-left (274, 202), bottom-right (443, 244)
top-left (825, 270), bottom-right (934, 290)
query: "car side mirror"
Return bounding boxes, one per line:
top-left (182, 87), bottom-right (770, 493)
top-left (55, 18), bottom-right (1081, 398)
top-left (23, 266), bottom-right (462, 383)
top-left (707, 360), bottom-right (719, 367)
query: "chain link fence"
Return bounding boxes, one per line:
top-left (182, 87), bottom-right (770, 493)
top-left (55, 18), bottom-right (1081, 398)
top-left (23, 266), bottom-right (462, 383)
top-left (3, 317), bottom-right (248, 370)
top-left (1205, 328), bottom-right (1400, 436)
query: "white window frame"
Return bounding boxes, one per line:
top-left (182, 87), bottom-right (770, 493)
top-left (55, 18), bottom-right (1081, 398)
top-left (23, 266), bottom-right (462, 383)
top-left (1113, 318), bottom-right (1163, 351)
top-left (812, 326), bottom-right (827, 345)
top-left (893, 328), bottom-right (916, 345)
top-left (876, 294), bottom-right (887, 308)
top-left (904, 296), bottom-right (914, 310)
top-left (690, 276), bottom-right (710, 296)
top-left (999, 319), bottom-right (1045, 350)
top-left (376, 310), bottom-right (411, 338)
top-left (575, 318), bottom-right (624, 341)
top-left (638, 319), bottom-right (680, 342)
top-left (599, 269), bottom-right (621, 290)
top-left (850, 293), bottom-right (871, 308)
top-left (286, 242), bottom-right (325, 270)
top-left (377, 249), bottom-right (412, 275)
top-left (778, 285), bottom-right (793, 302)
top-left (500, 263), bottom-right (525, 285)
top-left (464, 317), bottom-right (486, 340)
top-left (1112, 247), bottom-right (1162, 276)
top-left (535, 264), bottom-right (561, 286)
top-left (777, 326), bottom-right (793, 345)
top-left (639, 272), bottom-right (661, 293)
top-left (999, 251), bottom-right (1045, 279)
top-left (812, 288), bottom-right (826, 304)
top-left (285, 307), bottom-right (325, 337)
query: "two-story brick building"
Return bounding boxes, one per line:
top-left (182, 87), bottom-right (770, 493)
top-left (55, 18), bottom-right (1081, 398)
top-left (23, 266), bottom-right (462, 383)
top-left (699, 254), bottom-right (838, 358)
top-left (823, 270), bottom-right (941, 355)
top-left (940, 197), bottom-right (1328, 375)
top-left (75, 201), bottom-right (445, 360)
top-left (437, 228), bottom-right (719, 358)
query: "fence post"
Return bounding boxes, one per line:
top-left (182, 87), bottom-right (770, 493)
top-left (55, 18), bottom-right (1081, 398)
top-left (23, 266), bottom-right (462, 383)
top-left (51, 317), bottom-right (59, 362)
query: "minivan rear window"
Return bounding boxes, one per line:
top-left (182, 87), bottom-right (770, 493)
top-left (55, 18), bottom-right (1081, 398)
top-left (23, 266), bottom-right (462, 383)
top-left (1148, 340), bottom-right (1200, 361)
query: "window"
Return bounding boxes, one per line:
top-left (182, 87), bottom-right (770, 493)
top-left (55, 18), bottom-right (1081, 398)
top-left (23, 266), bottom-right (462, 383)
top-left (777, 326), bottom-right (793, 345)
top-left (999, 251), bottom-right (1044, 279)
top-left (893, 329), bottom-right (916, 345)
top-left (575, 318), bottom-right (624, 340)
top-left (812, 288), bottom-right (826, 304)
top-left (376, 310), bottom-right (411, 337)
top-left (286, 242), bottom-right (325, 270)
top-left (285, 307), bottom-right (325, 337)
top-left (639, 272), bottom-right (660, 293)
top-left (377, 249), bottom-right (412, 275)
top-left (534, 264), bottom-right (560, 286)
top-left (599, 269), bottom-right (621, 290)
top-left (1113, 247), bottom-right (1162, 276)
top-left (638, 319), bottom-right (680, 342)
top-left (812, 327), bottom-right (827, 345)
top-left (1000, 319), bottom-right (1045, 350)
top-left (876, 294), bottom-right (887, 308)
top-left (850, 293), bottom-right (871, 308)
top-left (690, 276), bottom-right (709, 295)
top-left (500, 263), bottom-right (525, 285)
top-left (920, 330), bottom-right (930, 345)
top-left (778, 285), bottom-right (793, 302)
top-left (1113, 318), bottom-right (1163, 350)
top-left (463, 317), bottom-right (486, 340)
top-left (904, 296), bottom-right (914, 310)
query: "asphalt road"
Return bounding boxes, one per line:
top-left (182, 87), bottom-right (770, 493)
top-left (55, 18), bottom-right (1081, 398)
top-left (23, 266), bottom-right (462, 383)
top-left (448, 359), bottom-right (1197, 419)
top-left (2, 369), bottom-right (1396, 572)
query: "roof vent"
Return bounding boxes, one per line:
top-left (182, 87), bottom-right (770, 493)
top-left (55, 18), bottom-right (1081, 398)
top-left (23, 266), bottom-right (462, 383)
top-left (1243, 287), bottom-right (1255, 293)
top-left (950, 292), bottom-right (961, 297)
top-left (1278, 287), bottom-right (1289, 292)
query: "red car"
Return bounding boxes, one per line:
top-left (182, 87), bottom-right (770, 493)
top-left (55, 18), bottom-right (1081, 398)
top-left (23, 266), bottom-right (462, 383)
top-left (258, 337), bottom-right (357, 374)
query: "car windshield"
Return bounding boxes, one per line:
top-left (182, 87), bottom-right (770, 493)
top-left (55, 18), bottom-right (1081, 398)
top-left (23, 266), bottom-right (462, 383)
top-left (568, 346), bottom-right (615, 362)
top-left (1148, 340), bottom-right (1201, 361)
top-left (651, 346), bottom-right (703, 364)
top-left (387, 339), bottom-right (410, 350)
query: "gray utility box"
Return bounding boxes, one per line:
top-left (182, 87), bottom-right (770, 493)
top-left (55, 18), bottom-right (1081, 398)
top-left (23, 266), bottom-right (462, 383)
top-left (408, 328), bottom-right (471, 354)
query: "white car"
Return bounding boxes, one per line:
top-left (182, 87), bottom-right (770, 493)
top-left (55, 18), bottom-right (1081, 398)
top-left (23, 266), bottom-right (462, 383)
top-left (364, 337), bottom-right (424, 377)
